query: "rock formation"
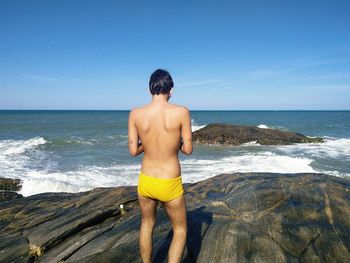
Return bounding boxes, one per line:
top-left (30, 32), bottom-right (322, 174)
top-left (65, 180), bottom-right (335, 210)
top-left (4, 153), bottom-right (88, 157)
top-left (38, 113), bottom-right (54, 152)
top-left (192, 123), bottom-right (324, 145)
top-left (0, 177), bottom-right (23, 202)
top-left (1, 172), bottom-right (349, 262)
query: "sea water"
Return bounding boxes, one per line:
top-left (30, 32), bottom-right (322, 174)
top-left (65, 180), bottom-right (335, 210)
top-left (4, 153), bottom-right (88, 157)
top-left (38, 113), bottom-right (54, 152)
top-left (1, 110), bottom-right (349, 196)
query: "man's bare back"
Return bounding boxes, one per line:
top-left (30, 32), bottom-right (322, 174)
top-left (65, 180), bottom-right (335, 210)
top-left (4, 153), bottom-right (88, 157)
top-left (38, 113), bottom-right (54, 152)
top-left (130, 101), bottom-right (192, 179)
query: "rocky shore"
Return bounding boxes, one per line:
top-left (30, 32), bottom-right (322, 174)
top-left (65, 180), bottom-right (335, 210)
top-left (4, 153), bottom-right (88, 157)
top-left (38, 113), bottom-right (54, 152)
top-left (192, 123), bottom-right (324, 145)
top-left (1, 172), bottom-right (349, 263)
top-left (0, 177), bottom-right (23, 202)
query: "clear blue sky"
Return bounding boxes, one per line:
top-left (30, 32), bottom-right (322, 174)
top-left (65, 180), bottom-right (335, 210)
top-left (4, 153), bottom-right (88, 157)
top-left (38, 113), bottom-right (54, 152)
top-left (1, 0), bottom-right (349, 110)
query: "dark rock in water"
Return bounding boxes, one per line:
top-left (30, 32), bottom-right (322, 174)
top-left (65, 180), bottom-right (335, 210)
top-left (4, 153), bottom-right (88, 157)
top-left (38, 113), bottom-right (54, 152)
top-left (0, 172), bottom-right (349, 263)
top-left (192, 123), bottom-right (324, 145)
top-left (0, 177), bottom-right (22, 191)
top-left (0, 177), bottom-right (23, 202)
top-left (0, 191), bottom-right (23, 202)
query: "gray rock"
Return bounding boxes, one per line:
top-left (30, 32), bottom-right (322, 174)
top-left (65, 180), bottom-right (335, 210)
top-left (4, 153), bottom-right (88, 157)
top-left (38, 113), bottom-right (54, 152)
top-left (0, 177), bottom-right (23, 202)
top-left (0, 177), bottom-right (22, 192)
top-left (0, 173), bottom-right (349, 263)
top-left (0, 234), bottom-right (30, 263)
top-left (192, 123), bottom-right (324, 145)
top-left (0, 191), bottom-right (23, 202)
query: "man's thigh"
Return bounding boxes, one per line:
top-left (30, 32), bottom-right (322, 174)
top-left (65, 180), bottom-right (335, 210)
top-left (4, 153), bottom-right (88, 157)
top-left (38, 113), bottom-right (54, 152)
top-left (162, 195), bottom-right (187, 229)
top-left (138, 193), bottom-right (158, 222)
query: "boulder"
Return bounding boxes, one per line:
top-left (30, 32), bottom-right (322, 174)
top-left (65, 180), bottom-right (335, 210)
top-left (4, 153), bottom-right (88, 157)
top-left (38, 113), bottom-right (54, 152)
top-left (0, 177), bottom-right (23, 202)
top-left (192, 123), bottom-right (324, 145)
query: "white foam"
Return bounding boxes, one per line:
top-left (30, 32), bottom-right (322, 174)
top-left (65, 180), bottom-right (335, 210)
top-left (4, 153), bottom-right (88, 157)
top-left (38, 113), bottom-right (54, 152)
top-left (241, 141), bottom-right (260, 146)
top-left (1, 136), bottom-right (349, 197)
top-left (180, 152), bottom-right (318, 183)
top-left (14, 152), bottom-right (316, 196)
top-left (191, 118), bottom-right (206, 132)
top-left (257, 124), bottom-right (269, 129)
top-left (0, 137), bottom-right (47, 177)
top-left (5, 148), bottom-right (349, 197)
top-left (257, 124), bottom-right (287, 131)
top-left (0, 137), bottom-right (141, 196)
top-left (65, 136), bottom-right (99, 146)
top-left (276, 138), bottom-right (350, 158)
top-left (1, 137), bottom-right (46, 155)
top-left (15, 163), bottom-right (142, 197)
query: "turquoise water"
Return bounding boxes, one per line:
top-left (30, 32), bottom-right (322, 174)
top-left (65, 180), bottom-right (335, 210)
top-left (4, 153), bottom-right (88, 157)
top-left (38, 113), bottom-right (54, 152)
top-left (1, 110), bottom-right (349, 196)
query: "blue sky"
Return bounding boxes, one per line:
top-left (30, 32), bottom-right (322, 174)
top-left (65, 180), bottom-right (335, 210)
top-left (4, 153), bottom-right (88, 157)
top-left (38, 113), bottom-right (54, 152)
top-left (1, 0), bottom-right (349, 110)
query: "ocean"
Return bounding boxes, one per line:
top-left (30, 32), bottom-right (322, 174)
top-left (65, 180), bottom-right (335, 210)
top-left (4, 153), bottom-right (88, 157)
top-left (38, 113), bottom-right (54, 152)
top-left (1, 110), bottom-right (349, 197)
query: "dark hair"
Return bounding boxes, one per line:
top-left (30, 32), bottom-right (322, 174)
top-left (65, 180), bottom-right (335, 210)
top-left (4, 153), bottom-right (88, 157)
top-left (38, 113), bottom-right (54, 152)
top-left (149, 69), bottom-right (174, 95)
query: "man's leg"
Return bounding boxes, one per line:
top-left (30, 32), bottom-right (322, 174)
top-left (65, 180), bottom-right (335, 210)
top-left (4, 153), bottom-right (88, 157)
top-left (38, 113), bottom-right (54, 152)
top-left (138, 193), bottom-right (158, 263)
top-left (163, 195), bottom-right (187, 263)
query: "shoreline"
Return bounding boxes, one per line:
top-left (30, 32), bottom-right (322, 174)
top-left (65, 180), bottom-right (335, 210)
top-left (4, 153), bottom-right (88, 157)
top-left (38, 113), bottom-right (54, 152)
top-left (1, 170), bottom-right (349, 200)
top-left (0, 170), bottom-right (350, 203)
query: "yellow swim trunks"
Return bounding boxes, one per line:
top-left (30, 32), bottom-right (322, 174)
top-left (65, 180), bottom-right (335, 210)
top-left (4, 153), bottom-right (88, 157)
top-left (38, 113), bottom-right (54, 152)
top-left (137, 171), bottom-right (184, 203)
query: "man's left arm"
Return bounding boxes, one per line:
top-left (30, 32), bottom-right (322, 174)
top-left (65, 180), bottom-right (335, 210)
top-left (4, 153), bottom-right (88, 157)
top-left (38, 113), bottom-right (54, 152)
top-left (128, 110), bottom-right (144, 157)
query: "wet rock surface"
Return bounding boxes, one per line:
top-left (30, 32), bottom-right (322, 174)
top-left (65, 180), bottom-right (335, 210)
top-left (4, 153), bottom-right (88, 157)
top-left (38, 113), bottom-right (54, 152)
top-left (0, 177), bottom-right (23, 202)
top-left (192, 123), bottom-right (324, 145)
top-left (0, 172), bottom-right (349, 263)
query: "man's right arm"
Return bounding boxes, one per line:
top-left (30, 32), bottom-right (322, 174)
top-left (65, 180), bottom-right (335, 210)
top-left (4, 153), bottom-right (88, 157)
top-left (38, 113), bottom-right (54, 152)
top-left (180, 107), bottom-right (193, 155)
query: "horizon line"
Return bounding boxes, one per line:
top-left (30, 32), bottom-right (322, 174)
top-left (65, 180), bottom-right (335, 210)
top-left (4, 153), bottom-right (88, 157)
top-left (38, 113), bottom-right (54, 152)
top-left (0, 109), bottom-right (349, 111)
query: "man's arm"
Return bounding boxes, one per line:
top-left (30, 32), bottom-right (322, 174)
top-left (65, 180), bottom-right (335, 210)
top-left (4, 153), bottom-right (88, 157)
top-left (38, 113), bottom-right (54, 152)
top-left (128, 109), bottom-right (144, 157)
top-left (180, 107), bottom-right (193, 155)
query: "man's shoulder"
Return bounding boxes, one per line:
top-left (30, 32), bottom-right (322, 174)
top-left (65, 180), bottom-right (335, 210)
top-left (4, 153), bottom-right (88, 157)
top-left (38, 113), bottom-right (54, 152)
top-left (129, 107), bottom-right (143, 119)
top-left (130, 105), bottom-right (146, 113)
top-left (170, 104), bottom-right (189, 113)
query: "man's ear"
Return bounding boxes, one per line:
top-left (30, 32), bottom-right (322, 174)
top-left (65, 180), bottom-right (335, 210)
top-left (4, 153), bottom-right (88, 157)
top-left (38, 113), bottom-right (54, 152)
top-left (169, 87), bottom-right (173, 97)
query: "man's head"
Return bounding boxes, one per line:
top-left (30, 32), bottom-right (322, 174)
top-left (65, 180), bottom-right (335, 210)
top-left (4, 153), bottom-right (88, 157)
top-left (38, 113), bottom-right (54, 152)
top-left (149, 69), bottom-right (174, 96)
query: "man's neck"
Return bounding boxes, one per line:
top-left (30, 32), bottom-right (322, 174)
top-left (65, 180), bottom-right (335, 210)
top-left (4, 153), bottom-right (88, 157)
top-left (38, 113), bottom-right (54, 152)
top-left (151, 94), bottom-right (169, 104)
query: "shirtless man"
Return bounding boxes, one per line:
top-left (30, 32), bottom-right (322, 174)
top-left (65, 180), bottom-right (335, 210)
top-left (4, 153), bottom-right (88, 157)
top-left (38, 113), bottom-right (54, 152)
top-left (128, 69), bottom-right (193, 263)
